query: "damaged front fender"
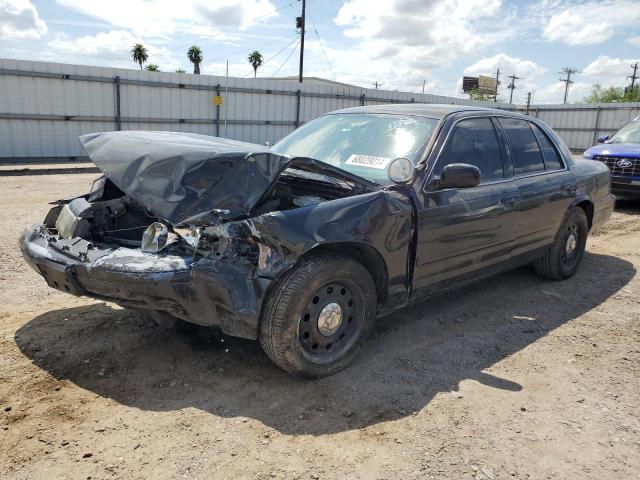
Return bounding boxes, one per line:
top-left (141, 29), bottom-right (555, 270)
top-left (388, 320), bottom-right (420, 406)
top-left (195, 188), bottom-right (415, 317)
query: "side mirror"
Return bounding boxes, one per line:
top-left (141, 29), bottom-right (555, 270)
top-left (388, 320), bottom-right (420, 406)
top-left (438, 163), bottom-right (481, 189)
top-left (387, 157), bottom-right (414, 184)
top-left (596, 135), bottom-right (609, 144)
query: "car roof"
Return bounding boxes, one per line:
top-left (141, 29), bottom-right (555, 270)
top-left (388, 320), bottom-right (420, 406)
top-left (327, 103), bottom-right (508, 120)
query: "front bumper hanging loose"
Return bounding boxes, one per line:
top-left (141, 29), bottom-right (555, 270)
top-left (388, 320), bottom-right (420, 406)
top-left (20, 224), bottom-right (272, 339)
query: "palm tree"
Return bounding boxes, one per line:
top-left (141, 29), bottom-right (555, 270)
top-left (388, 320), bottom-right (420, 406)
top-left (187, 45), bottom-right (203, 75)
top-left (248, 50), bottom-right (263, 78)
top-left (131, 43), bottom-right (148, 70)
top-left (145, 64), bottom-right (160, 72)
top-left (175, 68), bottom-right (186, 73)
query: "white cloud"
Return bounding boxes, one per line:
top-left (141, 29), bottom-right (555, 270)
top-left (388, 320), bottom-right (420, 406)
top-left (55, 0), bottom-right (278, 37)
top-left (195, 0), bottom-right (276, 30)
top-left (465, 53), bottom-right (546, 79)
top-left (329, 0), bottom-right (514, 90)
top-left (535, 81), bottom-right (592, 104)
top-left (541, 0), bottom-right (640, 46)
top-left (0, 0), bottom-right (47, 39)
top-left (47, 30), bottom-right (181, 70)
top-left (628, 36), bottom-right (640, 46)
top-left (582, 55), bottom-right (640, 88)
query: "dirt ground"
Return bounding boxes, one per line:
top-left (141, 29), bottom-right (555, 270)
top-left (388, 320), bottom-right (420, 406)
top-left (0, 173), bottom-right (638, 480)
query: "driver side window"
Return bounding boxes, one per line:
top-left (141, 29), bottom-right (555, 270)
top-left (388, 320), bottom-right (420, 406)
top-left (436, 117), bottom-right (505, 183)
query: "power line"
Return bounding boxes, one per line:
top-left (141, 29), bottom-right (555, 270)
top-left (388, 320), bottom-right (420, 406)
top-left (372, 80), bottom-right (383, 89)
top-left (242, 36), bottom-right (300, 77)
top-left (305, 1), bottom-right (336, 81)
top-left (201, 36), bottom-right (293, 65)
top-left (559, 67), bottom-right (578, 104)
top-left (209, 36), bottom-right (294, 63)
top-left (270, 38), bottom-right (301, 77)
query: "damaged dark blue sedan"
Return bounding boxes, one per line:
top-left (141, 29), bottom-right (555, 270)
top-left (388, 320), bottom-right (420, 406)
top-left (20, 104), bottom-right (614, 377)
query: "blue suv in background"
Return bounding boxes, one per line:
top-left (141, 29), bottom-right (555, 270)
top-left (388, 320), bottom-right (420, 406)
top-left (584, 116), bottom-right (640, 199)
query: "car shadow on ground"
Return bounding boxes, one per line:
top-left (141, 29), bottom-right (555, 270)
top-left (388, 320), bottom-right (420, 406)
top-left (616, 198), bottom-right (640, 214)
top-left (15, 252), bottom-right (635, 435)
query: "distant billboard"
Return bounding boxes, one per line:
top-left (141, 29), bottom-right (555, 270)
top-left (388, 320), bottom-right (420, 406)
top-left (478, 75), bottom-right (497, 94)
top-left (462, 76), bottom-right (479, 93)
top-left (462, 75), bottom-right (497, 95)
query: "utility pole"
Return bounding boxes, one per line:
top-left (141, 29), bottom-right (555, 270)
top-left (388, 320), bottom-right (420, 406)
top-left (559, 67), bottom-right (578, 104)
top-left (629, 62), bottom-right (639, 89)
top-left (372, 81), bottom-right (383, 90)
top-left (506, 74), bottom-right (521, 104)
top-left (296, 0), bottom-right (306, 83)
top-left (422, 79), bottom-right (426, 94)
top-left (494, 68), bottom-right (500, 102)
top-left (526, 91), bottom-right (532, 115)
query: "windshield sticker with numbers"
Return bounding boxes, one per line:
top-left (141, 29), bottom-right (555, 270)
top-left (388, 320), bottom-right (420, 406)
top-left (344, 154), bottom-right (392, 170)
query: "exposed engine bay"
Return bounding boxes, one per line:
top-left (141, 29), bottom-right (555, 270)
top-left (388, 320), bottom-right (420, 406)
top-left (45, 171), bottom-right (358, 254)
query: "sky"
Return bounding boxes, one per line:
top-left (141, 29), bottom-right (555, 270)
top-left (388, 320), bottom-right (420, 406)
top-left (0, 0), bottom-right (639, 104)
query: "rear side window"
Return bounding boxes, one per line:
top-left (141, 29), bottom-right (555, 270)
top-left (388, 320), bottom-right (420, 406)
top-left (499, 117), bottom-right (544, 175)
top-left (531, 123), bottom-right (563, 170)
top-left (437, 117), bottom-right (504, 183)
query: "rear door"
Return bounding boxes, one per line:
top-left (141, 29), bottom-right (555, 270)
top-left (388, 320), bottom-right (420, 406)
top-left (497, 117), bottom-right (576, 255)
top-left (412, 116), bottom-right (519, 293)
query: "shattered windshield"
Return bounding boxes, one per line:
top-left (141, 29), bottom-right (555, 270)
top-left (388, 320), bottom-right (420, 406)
top-left (271, 113), bottom-right (438, 184)
top-left (608, 121), bottom-right (640, 144)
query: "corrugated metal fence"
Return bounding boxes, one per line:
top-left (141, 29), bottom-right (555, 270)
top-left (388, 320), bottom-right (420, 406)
top-left (1, 58), bottom-right (640, 161)
top-left (525, 103), bottom-right (640, 152)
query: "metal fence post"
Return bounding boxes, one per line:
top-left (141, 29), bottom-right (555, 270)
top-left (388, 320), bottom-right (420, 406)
top-left (592, 106), bottom-right (602, 145)
top-left (295, 89), bottom-right (301, 128)
top-left (114, 75), bottom-right (121, 131)
top-left (215, 84), bottom-right (221, 137)
top-left (360, 93), bottom-right (365, 106)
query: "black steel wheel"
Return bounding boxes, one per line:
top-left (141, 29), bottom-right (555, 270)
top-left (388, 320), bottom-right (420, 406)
top-left (298, 279), bottom-right (366, 365)
top-left (534, 207), bottom-right (588, 280)
top-left (561, 220), bottom-right (581, 270)
top-left (259, 252), bottom-right (377, 378)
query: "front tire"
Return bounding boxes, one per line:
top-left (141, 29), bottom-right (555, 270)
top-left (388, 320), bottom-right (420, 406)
top-left (534, 207), bottom-right (588, 280)
top-left (259, 253), bottom-right (377, 378)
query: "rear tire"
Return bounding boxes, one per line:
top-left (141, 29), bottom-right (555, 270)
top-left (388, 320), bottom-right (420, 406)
top-left (259, 253), bottom-right (377, 378)
top-left (534, 207), bottom-right (588, 280)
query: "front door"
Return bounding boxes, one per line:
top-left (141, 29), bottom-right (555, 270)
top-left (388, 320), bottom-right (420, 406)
top-left (412, 116), bottom-right (519, 295)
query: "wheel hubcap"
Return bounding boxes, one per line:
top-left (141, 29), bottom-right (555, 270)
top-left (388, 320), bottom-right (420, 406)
top-left (561, 222), bottom-right (581, 266)
top-left (317, 302), bottom-right (343, 336)
top-left (565, 233), bottom-right (577, 256)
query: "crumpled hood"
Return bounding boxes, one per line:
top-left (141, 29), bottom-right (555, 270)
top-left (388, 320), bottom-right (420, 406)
top-left (80, 131), bottom-right (290, 226)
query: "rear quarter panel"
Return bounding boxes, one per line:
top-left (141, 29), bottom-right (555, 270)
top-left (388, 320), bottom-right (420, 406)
top-left (572, 158), bottom-right (611, 203)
